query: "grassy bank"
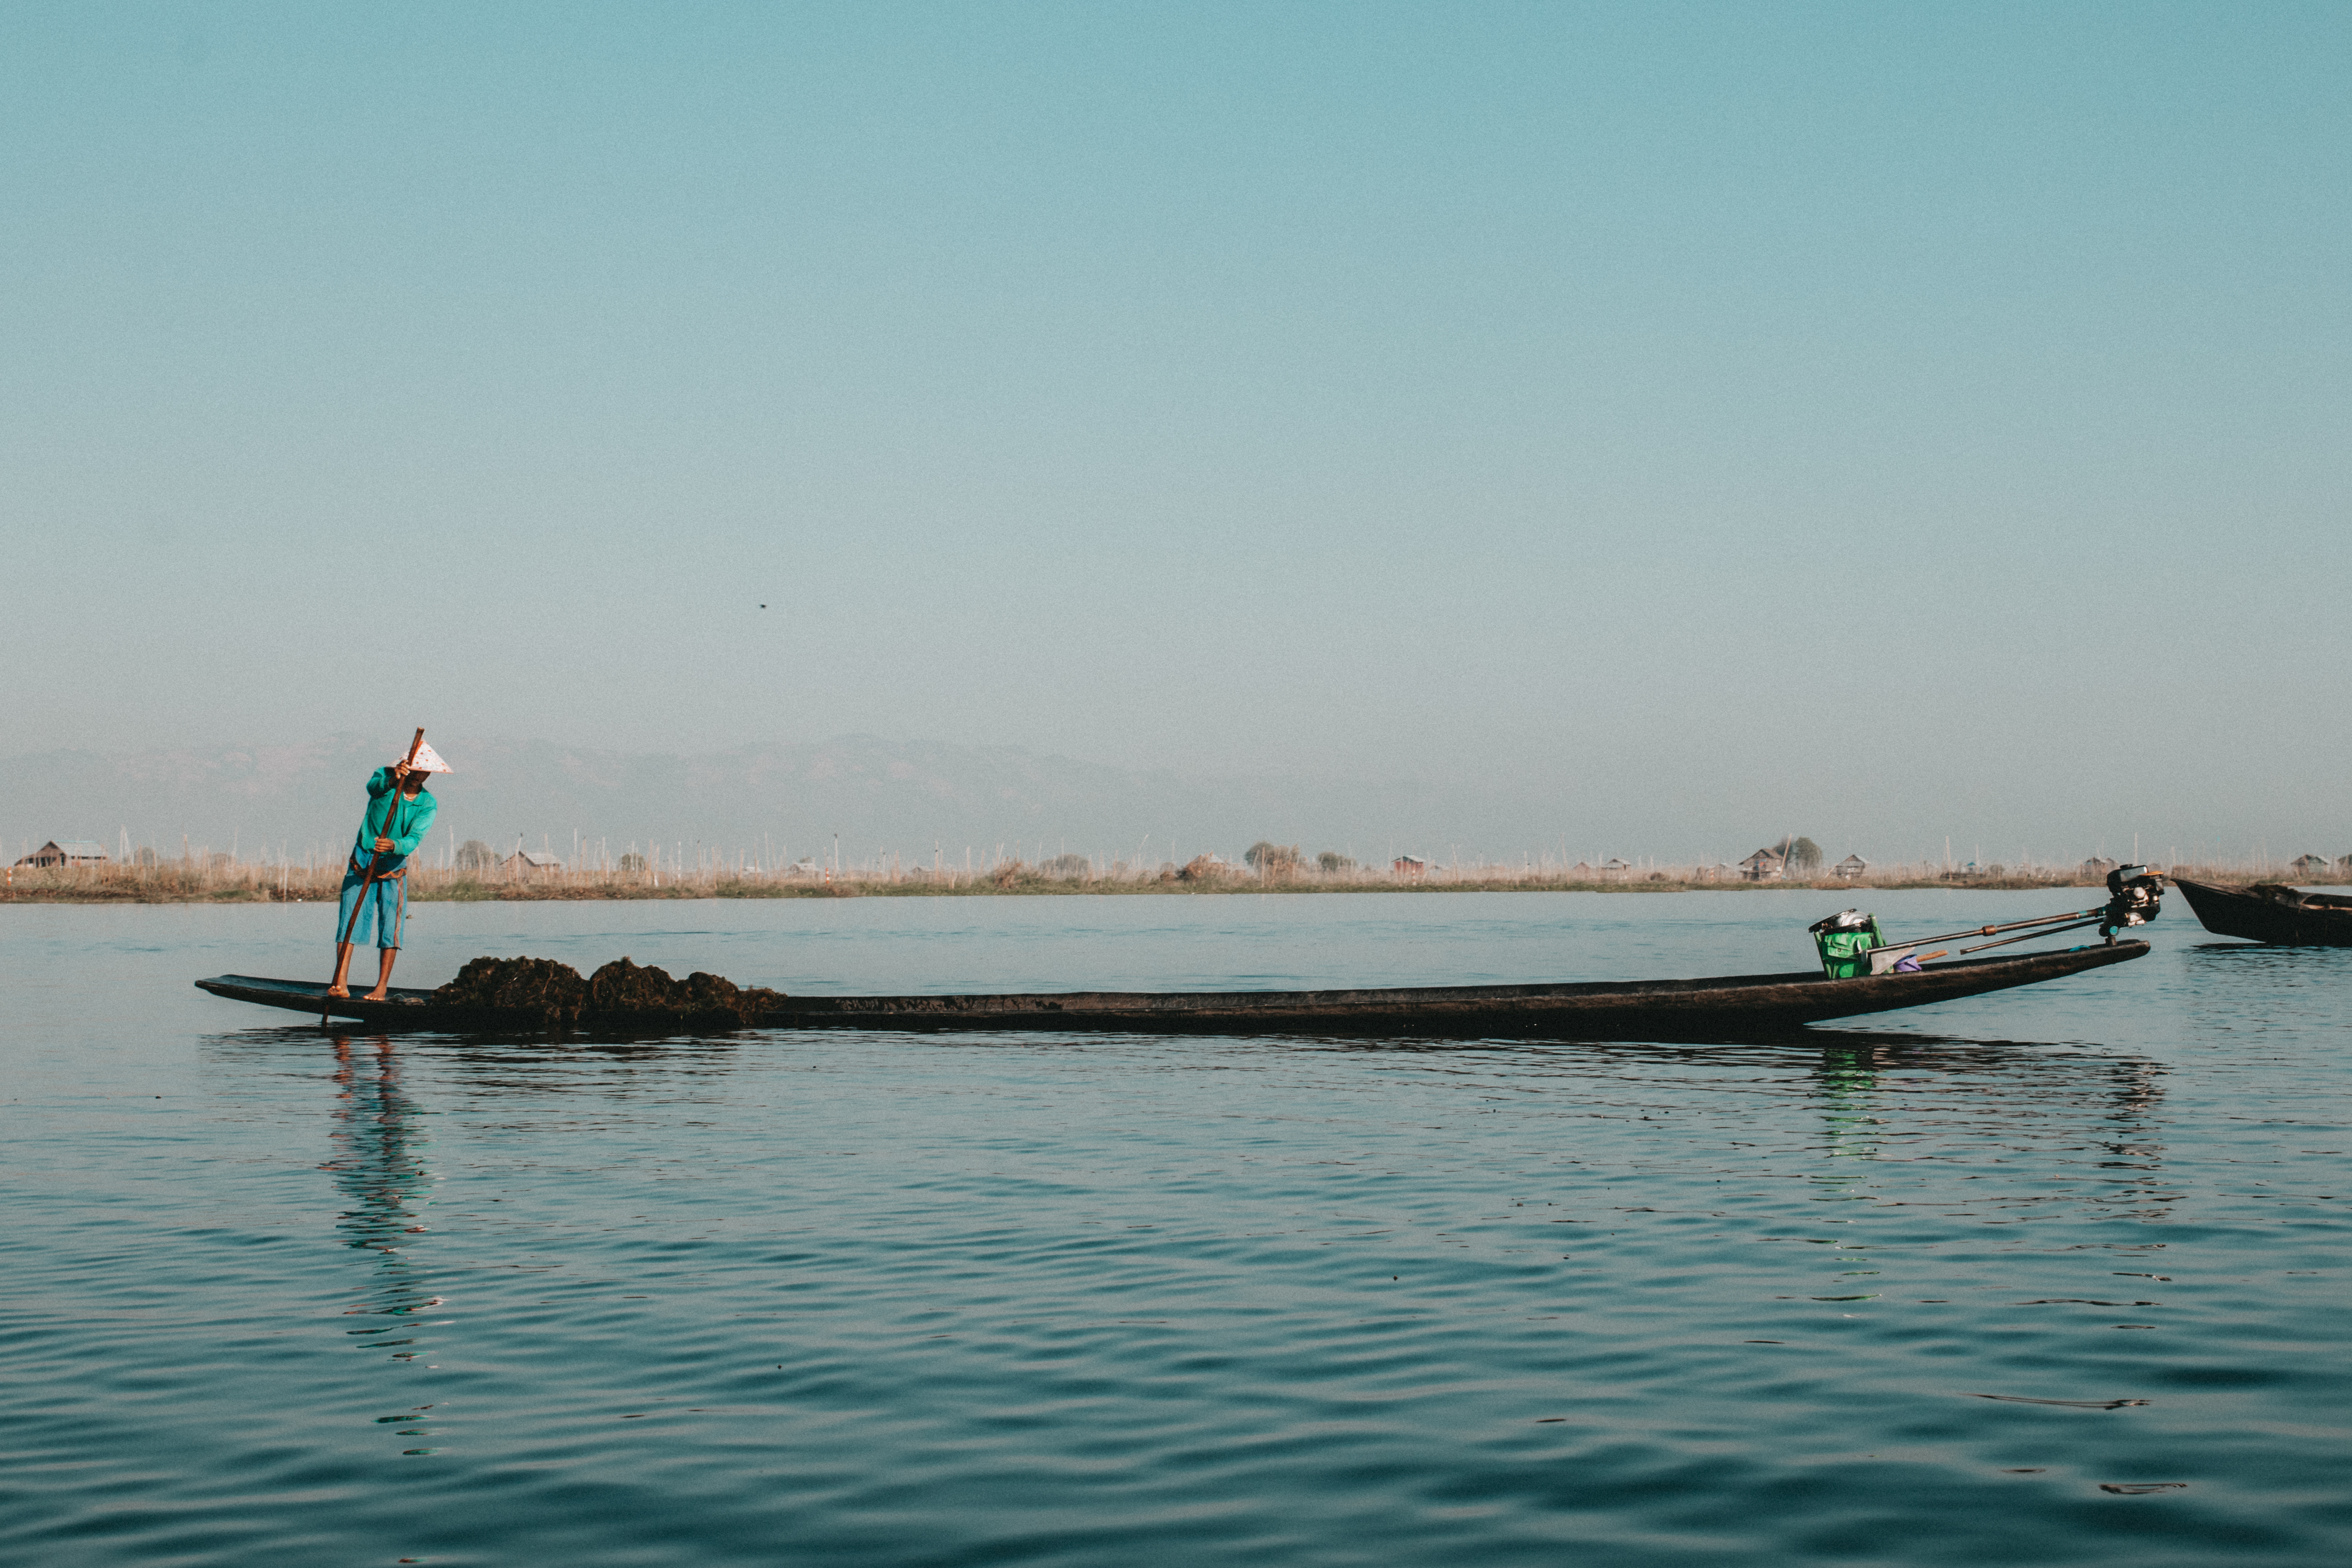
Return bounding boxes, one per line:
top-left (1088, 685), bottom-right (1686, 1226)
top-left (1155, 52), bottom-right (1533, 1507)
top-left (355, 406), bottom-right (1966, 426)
top-left (5, 857), bottom-right (2332, 905)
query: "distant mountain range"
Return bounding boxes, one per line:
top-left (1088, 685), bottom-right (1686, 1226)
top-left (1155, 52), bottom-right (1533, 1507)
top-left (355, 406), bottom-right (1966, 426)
top-left (0, 734), bottom-right (1546, 871)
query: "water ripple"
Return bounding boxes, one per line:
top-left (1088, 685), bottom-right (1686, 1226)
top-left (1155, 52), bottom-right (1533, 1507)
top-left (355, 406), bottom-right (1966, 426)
top-left (1, 894), bottom-right (2346, 1564)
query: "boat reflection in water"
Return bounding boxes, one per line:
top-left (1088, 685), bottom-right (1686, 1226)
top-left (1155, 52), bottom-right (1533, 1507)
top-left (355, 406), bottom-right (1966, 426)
top-left (1310, 1025), bottom-right (2170, 1181)
top-left (1815, 1043), bottom-right (1889, 1165)
top-left (322, 1035), bottom-right (444, 1368)
top-left (1793, 1033), bottom-right (2171, 1221)
top-left (236, 1021), bottom-right (2182, 1259)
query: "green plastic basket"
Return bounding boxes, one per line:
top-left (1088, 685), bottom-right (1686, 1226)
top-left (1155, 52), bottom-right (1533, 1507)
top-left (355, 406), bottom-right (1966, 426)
top-left (1814, 917), bottom-right (1885, 979)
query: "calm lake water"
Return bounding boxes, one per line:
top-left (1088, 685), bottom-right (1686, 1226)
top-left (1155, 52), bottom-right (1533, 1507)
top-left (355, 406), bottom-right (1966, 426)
top-left (3, 891), bottom-right (2346, 1566)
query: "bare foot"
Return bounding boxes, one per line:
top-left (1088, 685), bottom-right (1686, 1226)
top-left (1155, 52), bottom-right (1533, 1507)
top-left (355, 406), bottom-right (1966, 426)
top-left (362, 988), bottom-right (389, 1001)
top-left (326, 985), bottom-right (350, 998)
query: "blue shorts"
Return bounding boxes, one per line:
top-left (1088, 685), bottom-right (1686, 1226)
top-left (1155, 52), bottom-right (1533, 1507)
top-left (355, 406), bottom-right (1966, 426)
top-left (336, 857), bottom-right (409, 949)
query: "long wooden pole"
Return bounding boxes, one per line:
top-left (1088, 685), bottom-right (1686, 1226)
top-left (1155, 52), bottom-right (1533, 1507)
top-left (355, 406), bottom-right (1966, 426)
top-left (325, 729), bottom-right (425, 1025)
top-left (1886, 905), bottom-right (2107, 952)
top-left (1954, 917), bottom-right (2107, 956)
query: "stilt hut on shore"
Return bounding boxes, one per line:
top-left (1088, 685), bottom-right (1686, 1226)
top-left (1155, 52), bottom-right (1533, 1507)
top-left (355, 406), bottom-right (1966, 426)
top-left (15, 839), bottom-right (107, 867)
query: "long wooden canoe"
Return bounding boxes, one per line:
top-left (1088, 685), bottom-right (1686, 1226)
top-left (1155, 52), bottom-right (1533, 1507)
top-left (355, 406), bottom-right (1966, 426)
top-left (196, 940), bottom-right (2148, 1040)
top-left (2173, 878), bottom-right (2352, 947)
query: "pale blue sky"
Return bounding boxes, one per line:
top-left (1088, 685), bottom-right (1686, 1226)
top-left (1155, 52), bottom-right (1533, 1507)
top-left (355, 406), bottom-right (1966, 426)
top-left (4, 3), bottom-right (2345, 859)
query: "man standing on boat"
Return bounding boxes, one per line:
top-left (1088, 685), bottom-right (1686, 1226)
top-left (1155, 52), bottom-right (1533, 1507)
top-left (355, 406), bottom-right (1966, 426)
top-left (328, 742), bottom-right (451, 1000)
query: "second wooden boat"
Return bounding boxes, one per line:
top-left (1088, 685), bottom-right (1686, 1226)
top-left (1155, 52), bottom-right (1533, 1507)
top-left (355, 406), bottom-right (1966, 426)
top-left (2172, 878), bottom-right (2352, 947)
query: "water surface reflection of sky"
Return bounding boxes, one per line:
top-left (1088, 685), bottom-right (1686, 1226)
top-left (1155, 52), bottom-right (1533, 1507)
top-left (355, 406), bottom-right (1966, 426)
top-left (1, 898), bottom-right (2343, 1567)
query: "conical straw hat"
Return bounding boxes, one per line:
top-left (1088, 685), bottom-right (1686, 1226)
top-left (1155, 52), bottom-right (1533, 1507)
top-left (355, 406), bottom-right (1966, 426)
top-left (408, 740), bottom-right (453, 773)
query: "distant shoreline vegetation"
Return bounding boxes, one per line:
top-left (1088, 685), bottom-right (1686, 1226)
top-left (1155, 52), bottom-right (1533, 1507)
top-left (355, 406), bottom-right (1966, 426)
top-left (5, 841), bottom-right (2343, 905)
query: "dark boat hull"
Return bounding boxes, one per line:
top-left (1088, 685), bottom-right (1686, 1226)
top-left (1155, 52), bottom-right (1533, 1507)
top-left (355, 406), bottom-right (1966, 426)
top-left (196, 941), bottom-right (2148, 1040)
top-left (2173, 879), bottom-right (2352, 947)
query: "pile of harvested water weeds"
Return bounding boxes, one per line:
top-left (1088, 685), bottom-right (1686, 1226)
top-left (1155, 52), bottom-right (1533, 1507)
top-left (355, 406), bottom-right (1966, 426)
top-left (432, 955), bottom-right (784, 1029)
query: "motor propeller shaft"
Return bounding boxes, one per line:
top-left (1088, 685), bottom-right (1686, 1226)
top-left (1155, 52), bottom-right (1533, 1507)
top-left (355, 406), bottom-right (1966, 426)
top-left (1855, 866), bottom-right (2165, 970)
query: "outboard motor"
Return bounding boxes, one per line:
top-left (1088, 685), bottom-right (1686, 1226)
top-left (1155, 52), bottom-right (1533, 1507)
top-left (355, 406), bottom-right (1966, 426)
top-left (2102, 864), bottom-right (2163, 940)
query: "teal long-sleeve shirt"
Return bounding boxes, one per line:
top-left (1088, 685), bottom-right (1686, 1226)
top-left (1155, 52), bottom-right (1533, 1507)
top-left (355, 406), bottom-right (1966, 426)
top-left (351, 767), bottom-right (439, 864)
